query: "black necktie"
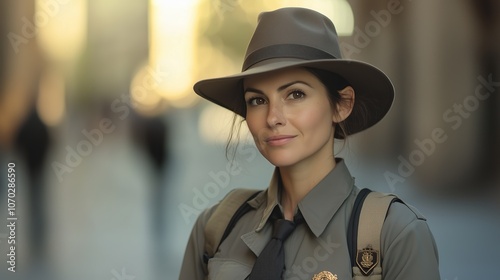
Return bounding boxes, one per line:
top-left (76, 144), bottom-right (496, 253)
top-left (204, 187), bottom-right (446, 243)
top-left (249, 209), bottom-right (303, 280)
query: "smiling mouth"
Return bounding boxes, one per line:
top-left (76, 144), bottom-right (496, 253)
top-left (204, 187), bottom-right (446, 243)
top-left (265, 135), bottom-right (297, 146)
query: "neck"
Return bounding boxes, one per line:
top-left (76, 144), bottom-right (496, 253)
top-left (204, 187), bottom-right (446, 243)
top-left (279, 155), bottom-right (336, 220)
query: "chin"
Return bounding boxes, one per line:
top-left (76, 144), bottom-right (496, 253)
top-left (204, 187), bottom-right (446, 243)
top-left (263, 152), bottom-right (301, 168)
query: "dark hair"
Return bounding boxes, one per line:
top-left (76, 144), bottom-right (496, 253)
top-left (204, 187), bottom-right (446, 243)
top-left (225, 67), bottom-right (360, 159)
top-left (305, 67), bottom-right (354, 139)
top-left (225, 79), bottom-right (247, 160)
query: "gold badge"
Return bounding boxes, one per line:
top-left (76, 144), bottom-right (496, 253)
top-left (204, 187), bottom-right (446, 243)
top-left (312, 271), bottom-right (338, 280)
top-left (356, 246), bottom-right (379, 276)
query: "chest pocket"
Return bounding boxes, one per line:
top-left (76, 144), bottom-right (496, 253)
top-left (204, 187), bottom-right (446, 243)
top-left (207, 257), bottom-right (252, 280)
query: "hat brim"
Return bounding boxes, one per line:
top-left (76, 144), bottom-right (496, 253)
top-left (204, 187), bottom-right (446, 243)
top-left (193, 58), bottom-right (394, 138)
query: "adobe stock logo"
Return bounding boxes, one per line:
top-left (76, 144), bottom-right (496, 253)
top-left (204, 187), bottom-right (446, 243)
top-left (285, 234), bottom-right (340, 280)
top-left (178, 144), bottom-right (257, 224)
top-left (384, 74), bottom-right (498, 191)
top-left (111, 267), bottom-right (135, 280)
top-left (7, 0), bottom-right (71, 54)
top-left (340, 0), bottom-right (412, 58)
top-left (213, 0), bottom-right (241, 18)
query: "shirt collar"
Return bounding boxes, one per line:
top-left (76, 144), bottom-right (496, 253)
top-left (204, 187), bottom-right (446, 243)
top-left (249, 159), bottom-right (355, 236)
top-left (249, 168), bottom-right (281, 232)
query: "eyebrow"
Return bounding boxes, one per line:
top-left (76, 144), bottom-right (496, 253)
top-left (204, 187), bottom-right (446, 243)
top-left (244, 81), bottom-right (312, 95)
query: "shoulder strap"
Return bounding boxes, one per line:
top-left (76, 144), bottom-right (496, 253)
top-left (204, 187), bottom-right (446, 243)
top-left (347, 188), bottom-right (372, 266)
top-left (203, 189), bottom-right (261, 264)
top-left (348, 189), bottom-right (401, 279)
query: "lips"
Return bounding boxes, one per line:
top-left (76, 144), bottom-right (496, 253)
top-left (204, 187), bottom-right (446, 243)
top-left (265, 135), bottom-right (297, 146)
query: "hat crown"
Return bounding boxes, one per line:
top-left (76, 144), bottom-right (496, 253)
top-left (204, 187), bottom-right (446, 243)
top-left (243, 7), bottom-right (342, 70)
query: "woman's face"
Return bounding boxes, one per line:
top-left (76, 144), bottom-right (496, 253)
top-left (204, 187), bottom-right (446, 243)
top-left (243, 67), bottom-right (339, 168)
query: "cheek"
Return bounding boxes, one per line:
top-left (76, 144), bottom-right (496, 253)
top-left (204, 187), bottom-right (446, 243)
top-left (293, 102), bottom-right (333, 132)
top-left (244, 112), bottom-right (262, 139)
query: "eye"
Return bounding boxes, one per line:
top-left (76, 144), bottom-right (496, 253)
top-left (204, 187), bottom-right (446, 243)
top-left (287, 90), bottom-right (305, 100)
top-left (247, 97), bottom-right (267, 106)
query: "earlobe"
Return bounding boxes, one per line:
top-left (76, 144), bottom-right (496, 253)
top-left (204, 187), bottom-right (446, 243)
top-left (332, 86), bottom-right (355, 123)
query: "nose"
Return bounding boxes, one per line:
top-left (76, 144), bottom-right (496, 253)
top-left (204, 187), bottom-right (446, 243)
top-left (267, 101), bottom-right (286, 127)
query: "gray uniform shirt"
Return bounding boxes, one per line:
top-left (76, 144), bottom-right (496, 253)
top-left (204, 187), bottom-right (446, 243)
top-left (179, 160), bottom-right (440, 279)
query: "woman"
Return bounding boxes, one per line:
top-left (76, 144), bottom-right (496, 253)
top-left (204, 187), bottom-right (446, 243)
top-left (180, 7), bottom-right (440, 280)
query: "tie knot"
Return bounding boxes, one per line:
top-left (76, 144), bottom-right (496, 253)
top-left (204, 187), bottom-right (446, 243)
top-left (272, 219), bottom-right (296, 241)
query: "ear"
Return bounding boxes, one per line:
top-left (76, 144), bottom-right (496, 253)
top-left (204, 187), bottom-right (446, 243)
top-left (332, 86), bottom-right (355, 123)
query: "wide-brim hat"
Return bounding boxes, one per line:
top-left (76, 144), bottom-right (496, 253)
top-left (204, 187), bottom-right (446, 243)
top-left (194, 7), bottom-right (394, 138)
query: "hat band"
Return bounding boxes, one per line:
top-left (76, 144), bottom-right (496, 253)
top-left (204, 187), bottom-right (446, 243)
top-left (242, 44), bottom-right (337, 71)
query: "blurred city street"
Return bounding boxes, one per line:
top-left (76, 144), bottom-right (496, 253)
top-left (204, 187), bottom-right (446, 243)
top-left (0, 0), bottom-right (499, 279)
top-left (1, 108), bottom-right (499, 280)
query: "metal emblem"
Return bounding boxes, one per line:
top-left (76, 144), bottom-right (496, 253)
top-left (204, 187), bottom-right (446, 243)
top-left (356, 246), bottom-right (379, 276)
top-left (312, 271), bottom-right (338, 280)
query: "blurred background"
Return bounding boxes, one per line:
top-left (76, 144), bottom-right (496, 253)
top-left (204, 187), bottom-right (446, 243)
top-left (0, 0), bottom-right (499, 279)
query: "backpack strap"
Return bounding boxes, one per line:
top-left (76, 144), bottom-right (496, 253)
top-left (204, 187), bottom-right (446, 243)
top-left (348, 189), bottom-right (401, 279)
top-left (203, 189), bottom-right (261, 264)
